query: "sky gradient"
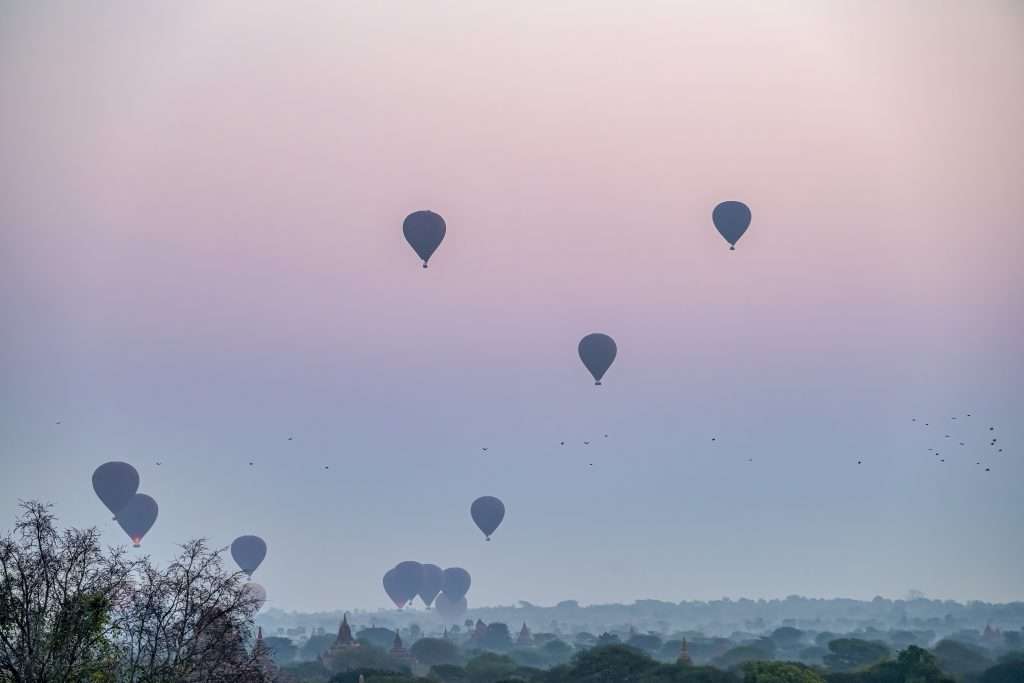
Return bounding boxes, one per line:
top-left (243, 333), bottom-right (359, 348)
top-left (2, 1), bottom-right (1022, 612)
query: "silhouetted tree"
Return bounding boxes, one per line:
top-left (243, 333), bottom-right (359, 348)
top-left (1, 502), bottom-right (269, 683)
top-left (742, 661), bottom-right (824, 683)
top-left (409, 637), bottom-right (459, 666)
top-left (263, 636), bottom-right (298, 663)
top-left (979, 658), bottom-right (1024, 683)
top-left (629, 634), bottom-right (665, 654)
top-left (302, 633), bottom-right (337, 660)
top-left (823, 639), bottom-right (890, 672)
top-left (0, 502), bottom-right (132, 682)
top-left (770, 629), bottom-right (805, 650)
top-left (358, 628), bottom-right (399, 650)
top-left (479, 623), bottom-right (513, 652)
top-left (548, 644), bottom-right (659, 682)
top-left (464, 652), bottom-right (517, 683)
top-left (541, 639), bottom-right (573, 665)
top-left (931, 639), bottom-right (991, 677)
top-left (113, 538), bottom-right (269, 682)
top-left (430, 663), bottom-right (470, 683)
top-left (713, 646), bottom-right (773, 671)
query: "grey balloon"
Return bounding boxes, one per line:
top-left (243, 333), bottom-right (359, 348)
top-left (712, 200), bottom-right (751, 250)
top-left (393, 561), bottom-right (424, 606)
top-left (578, 333), bottom-right (617, 385)
top-left (92, 461), bottom-right (139, 519)
top-left (383, 568), bottom-right (406, 608)
top-left (470, 496), bottom-right (505, 540)
top-left (231, 535), bottom-right (267, 577)
top-left (434, 592), bottom-right (468, 622)
top-left (419, 563), bottom-right (445, 608)
top-left (243, 582), bottom-right (267, 612)
top-left (441, 567), bottom-right (471, 601)
top-left (403, 210), bottom-right (446, 267)
top-left (116, 493), bottom-right (158, 547)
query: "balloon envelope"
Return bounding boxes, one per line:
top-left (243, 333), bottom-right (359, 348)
top-left (712, 201), bottom-right (751, 249)
top-left (578, 333), bottom-right (617, 385)
top-left (434, 592), bottom-right (468, 622)
top-left (231, 535), bottom-right (267, 577)
top-left (383, 568), bottom-right (406, 608)
top-left (92, 462), bottom-right (139, 519)
top-left (393, 561), bottom-right (424, 605)
top-left (471, 496), bottom-right (505, 540)
top-left (419, 563), bottom-right (445, 608)
top-left (116, 493), bottom-right (158, 547)
top-left (442, 567), bottom-right (471, 601)
top-left (243, 582), bottom-right (267, 612)
top-left (403, 211), bottom-right (446, 267)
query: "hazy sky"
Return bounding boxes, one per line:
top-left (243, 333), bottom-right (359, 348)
top-left (2, 2), bottom-right (1022, 613)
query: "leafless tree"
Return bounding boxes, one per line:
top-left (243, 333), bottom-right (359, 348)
top-left (0, 501), bottom-right (133, 683)
top-left (1, 503), bottom-right (272, 683)
top-left (113, 539), bottom-right (269, 683)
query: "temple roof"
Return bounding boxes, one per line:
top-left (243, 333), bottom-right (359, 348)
top-left (336, 613), bottom-right (354, 645)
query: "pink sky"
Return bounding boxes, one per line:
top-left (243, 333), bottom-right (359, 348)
top-left (2, 2), bottom-right (1021, 610)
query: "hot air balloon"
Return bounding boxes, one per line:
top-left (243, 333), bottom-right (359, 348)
top-left (419, 563), bottom-right (445, 608)
top-left (578, 333), bottom-right (617, 386)
top-left (116, 493), bottom-right (158, 547)
top-left (403, 211), bottom-right (446, 268)
top-left (712, 201), bottom-right (751, 250)
top-left (471, 496), bottom-right (505, 540)
top-left (442, 567), bottom-right (471, 601)
top-left (231, 535), bottom-right (267, 577)
top-left (92, 462), bottom-right (139, 520)
top-left (434, 592), bottom-right (468, 622)
top-left (383, 568), bottom-right (406, 608)
top-left (393, 561), bottom-right (424, 605)
top-left (243, 582), bottom-right (267, 612)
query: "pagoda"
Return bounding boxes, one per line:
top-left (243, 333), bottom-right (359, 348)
top-left (253, 627), bottom-right (280, 678)
top-left (391, 630), bottom-right (417, 667)
top-left (517, 622), bottom-right (532, 647)
top-left (471, 619), bottom-right (487, 642)
top-left (320, 613), bottom-right (360, 669)
top-left (677, 638), bottom-right (693, 666)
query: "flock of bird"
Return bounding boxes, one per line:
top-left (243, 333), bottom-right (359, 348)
top-left (911, 414), bottom-right (1005, 472)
